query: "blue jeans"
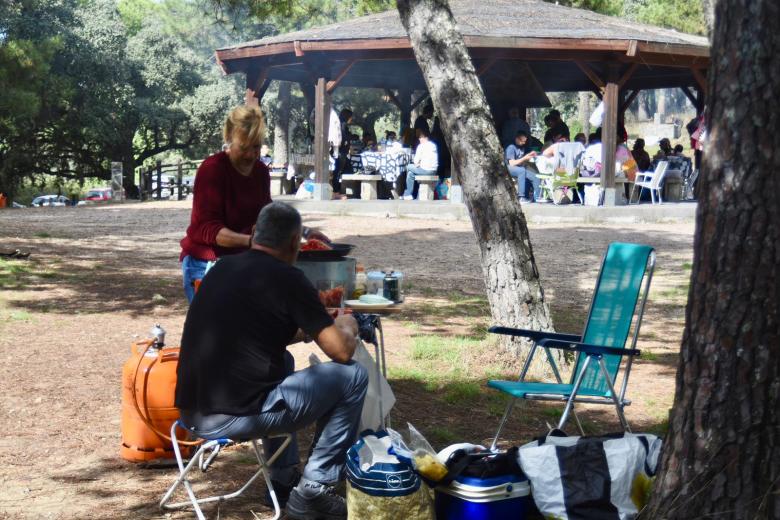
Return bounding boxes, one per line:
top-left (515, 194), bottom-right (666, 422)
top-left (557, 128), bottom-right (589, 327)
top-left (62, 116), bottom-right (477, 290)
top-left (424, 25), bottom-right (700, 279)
top-left (181, 353), bottom-right (368, 484)
top-left (404, 165), bottom-right (437, 197)
top-left (182, 255), bottom-right (213, 304)
top-left (508, 165), bottom-right (541, 201)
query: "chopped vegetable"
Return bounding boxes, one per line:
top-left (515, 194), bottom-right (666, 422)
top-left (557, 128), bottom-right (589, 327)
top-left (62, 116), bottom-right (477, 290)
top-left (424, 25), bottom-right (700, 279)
top-left (301, 238), bottom-right (332, 251)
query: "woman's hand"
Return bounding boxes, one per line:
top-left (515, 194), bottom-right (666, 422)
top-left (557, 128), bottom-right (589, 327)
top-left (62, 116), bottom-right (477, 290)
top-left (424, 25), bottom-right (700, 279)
top-left (305, 227), bottom-right (331, 243)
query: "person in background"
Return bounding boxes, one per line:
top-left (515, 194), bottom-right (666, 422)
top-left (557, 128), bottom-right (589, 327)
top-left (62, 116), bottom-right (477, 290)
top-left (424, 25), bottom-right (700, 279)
top-left (414, 102), bottom-right (433, 136)
top-left (653, 138), bottom-right (673, 162)
top-left (176, 202), bottom-right (367, 520)
top-left (180, 106), bottom-right (328, 303)
top-left (501, 107), bottom-right (531, 148)
top-left (505, 131), bottom-right (540, 203)
top-left (673, 144), bottom-right (685, 155)
top-left (260, 144), bottom-right (273, 166)
top-left (401, 128), bottom-right (416, 149)
top-left (574, 133), bottom-right (587, 145)
top-left (543, 109), bottom-right (570, 144)
top-left (632, 138), bottom-right (652, 171)
top-left (381, 131), bottom-right (398, 147)
top-left (402, 128), bottom-right (438, 200)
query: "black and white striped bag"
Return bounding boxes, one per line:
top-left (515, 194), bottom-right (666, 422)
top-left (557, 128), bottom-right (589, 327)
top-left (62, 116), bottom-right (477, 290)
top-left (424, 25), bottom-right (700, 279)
top-left (518, 431), bottom-right (662, 520)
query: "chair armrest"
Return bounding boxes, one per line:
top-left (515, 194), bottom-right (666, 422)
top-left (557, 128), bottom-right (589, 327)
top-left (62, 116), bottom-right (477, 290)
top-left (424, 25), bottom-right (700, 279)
top-left (488, 326), bottom-right (581, 343)
top-left (537, 338), bottom-right (640, 357)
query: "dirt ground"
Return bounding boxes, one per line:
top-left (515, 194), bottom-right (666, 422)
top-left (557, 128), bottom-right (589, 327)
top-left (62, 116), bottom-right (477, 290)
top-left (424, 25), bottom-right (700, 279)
top-left (0, 201), bottom-right (694, 519)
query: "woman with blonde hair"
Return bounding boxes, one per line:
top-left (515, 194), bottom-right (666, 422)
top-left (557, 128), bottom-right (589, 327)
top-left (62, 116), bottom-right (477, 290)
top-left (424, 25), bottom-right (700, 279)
top-left (180, 105), bottom-right (327, 302)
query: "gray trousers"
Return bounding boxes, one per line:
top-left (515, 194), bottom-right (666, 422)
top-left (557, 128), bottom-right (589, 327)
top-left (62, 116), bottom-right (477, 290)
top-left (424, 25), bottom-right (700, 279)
top-left (181, 352), bottom-right (368, 484)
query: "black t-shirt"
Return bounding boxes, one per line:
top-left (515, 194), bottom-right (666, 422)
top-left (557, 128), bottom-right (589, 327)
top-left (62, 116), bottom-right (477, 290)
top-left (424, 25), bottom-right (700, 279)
top-left (544, 121), bottom-right (571, 143)
top-left (175, 250), bottom-right (334, 416)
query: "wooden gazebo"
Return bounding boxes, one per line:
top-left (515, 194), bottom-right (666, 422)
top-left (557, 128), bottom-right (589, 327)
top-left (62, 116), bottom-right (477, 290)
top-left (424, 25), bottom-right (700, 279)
top-left (215, 0), bottom-right (709, 204)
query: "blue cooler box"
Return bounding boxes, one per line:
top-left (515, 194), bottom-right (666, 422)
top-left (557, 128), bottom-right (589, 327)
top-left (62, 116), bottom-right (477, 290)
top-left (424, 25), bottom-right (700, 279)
top-left (435, 473), bottom-right (530, 520)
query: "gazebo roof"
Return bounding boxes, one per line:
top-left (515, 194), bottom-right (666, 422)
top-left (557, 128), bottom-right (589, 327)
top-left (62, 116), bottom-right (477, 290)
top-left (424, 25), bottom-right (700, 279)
top-left (218, 0), bottom-right (708, 61)
top-left (215, 0), bottom-right (709, 102)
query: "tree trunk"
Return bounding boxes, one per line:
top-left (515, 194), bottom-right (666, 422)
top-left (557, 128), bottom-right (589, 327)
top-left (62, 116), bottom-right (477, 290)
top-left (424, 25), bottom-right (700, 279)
top-left (643, 0), bottom-right (780, 517)
top-left (578, 91), bottom-right (591, 137)
top-left (273, 81), bottom-right (291, 166)
top-left (397, 0), bottom-right (557, 370)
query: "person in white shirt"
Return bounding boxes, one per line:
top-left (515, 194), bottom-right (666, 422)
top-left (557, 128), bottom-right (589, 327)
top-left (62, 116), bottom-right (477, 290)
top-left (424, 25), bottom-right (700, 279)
top-left (402, 128), bottom-right (438, 200)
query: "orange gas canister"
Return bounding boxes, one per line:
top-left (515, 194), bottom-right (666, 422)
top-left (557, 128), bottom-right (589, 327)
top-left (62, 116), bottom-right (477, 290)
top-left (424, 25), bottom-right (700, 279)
top-left (120, 325), bottom-right (193, 462)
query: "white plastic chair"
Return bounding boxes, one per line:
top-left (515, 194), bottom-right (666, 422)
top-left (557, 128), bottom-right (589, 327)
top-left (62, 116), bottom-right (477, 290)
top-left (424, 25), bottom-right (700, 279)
top-left (630, 161), bottom-right (669, 204)
top-left (160, 420), bottom-right (292, 520)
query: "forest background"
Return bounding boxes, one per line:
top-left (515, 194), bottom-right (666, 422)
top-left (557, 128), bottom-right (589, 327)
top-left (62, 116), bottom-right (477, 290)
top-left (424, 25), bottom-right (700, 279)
top-left (0, 0), bottom-right (705, 202)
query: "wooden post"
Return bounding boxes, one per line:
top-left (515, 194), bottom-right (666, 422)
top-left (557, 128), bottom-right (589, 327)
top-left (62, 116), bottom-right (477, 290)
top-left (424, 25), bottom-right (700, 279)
top-left (313, 77), bottom-right (332, 200)
top-left (139, 167), bottom-right (146, 201)
top-left (156, 160), bottom-right (163, 200)
top-left (398, 88), bottom-right (412, 135)
top-left (601, 64), bottom-right (619, 206)
top-left (176, 160), bottom-right (183, 201)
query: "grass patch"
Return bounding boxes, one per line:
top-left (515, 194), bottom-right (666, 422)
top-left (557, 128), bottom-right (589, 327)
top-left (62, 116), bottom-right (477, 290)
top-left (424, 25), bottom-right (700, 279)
top-left (34, 232), bottom-right (52, 238)
top-left (427, 426), bottom-right (458, 446)
top-left (8, 310), bottom-right (32, 321)
top-left (410, 335), bottom-right (464, 364)
top-left (640, 350), bottom-right (659, 361)
top-left (0, 258), bottom-right (36, 288)
top-left (682, 262), bottom-right (693, 270)
top-left (659, 284), bottom-right (690, 300)
top-left (442, 381), bottom-right (481, 404)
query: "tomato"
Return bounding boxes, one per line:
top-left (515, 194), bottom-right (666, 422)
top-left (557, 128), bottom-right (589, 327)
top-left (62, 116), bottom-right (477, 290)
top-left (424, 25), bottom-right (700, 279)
top-left (301, 239), bottom-right (332, 251)
top-left (318, 286), bottom-right (344, 307)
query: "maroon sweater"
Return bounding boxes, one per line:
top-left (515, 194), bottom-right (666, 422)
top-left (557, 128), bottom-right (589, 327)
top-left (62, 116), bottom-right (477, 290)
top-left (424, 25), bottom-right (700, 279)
top-left (180, 152), bottom-right (271, 261)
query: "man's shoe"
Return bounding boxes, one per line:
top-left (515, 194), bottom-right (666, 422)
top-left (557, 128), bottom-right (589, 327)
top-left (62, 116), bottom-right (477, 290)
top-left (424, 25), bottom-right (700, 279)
top-left (286, 482), bottom-right (347, 520)
top-left (401, 195), bottom-right (415, 200)
top-left (263, 468), bottom-right (301, 508)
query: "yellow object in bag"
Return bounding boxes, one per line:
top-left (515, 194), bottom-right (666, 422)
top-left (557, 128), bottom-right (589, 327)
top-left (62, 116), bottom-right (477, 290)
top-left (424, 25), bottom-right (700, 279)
top-left (347, 482), bottom-right (435, 520)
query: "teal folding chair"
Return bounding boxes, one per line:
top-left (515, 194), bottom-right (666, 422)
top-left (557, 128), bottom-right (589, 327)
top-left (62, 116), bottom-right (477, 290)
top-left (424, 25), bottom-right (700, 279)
top-left (487, 242), bottom-right (655, 449)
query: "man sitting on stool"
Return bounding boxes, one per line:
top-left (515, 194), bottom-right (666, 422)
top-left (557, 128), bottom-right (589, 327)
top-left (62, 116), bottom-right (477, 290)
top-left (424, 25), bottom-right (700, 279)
top-left (175, 202), bottom-right (367, 520)
top-left (505, 131), bottom-right (540, 202)
top-left (402, 128), bottom-right (439, 200)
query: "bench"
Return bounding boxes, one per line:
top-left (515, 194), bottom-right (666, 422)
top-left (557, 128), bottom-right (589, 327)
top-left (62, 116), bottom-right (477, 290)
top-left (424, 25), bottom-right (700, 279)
top-left (413, 175), bottom-right (440, 201)
top-left (341, 173), bottom-right (383, 200)
top-left (269, 171), bottom-right (286, 196)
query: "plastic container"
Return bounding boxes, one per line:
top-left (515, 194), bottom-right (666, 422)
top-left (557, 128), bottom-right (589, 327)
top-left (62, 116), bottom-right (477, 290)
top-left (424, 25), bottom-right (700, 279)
top-left (434, 473), bottom-right (530, 520)
top-left (366, 271), bottom-right (386, 295)
top-left (353, 265), bottom-right (367, 299)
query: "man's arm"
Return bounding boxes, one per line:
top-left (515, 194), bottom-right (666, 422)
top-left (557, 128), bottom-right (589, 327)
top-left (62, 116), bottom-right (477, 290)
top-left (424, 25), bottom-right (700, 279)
top-left (313, 315), bottom-right (358, 364)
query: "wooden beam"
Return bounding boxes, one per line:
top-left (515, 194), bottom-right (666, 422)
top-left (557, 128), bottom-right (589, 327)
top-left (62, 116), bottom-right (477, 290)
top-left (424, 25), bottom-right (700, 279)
top-left (618, 63), bottom-right (638, 88)
top-left (592, 88), bottom-right (603, 100)
top-left (626, 40), bottom-right (638, 57)
top-left (475, 57), bottom-right (497, 77)
top-left (244, 68), bottom-right (268, 107)
top-left (326, 60), bottom-right (357, 93)
top-left (410, 92), bottom-right (430, 111)
top-left (691, 68), bottom-right (707, 91)
top-left (576, 61), bottom-right (605, 91)
top-left (216, 35), bottom-right (708, 65)
top-left (257, 79), bottom-right (272, 101)
top-left (383, 89), bottom-right (403, 109)
top-left (680, 86), bottom-right (698, 107)
top-left (313, 77), bottom-right (331, 190)
top-left (621, 89), bottom-right (640, 112)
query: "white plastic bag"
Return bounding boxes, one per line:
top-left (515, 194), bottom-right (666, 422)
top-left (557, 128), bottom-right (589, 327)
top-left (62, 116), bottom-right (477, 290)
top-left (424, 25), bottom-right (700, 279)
top-left (309, 341), bottom-right (396, 432)
top-left (589, 101), bottom-right (605, 127)
top-left (353, 341), bottom-right (396, 432)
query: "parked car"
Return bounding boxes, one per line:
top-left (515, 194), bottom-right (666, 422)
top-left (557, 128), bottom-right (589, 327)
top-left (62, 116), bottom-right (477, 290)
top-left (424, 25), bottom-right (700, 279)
top-left (85, 188), bottom-right (113, 202)
top-left (31, 195), bottom-right (70, 207)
